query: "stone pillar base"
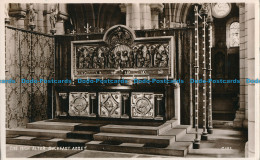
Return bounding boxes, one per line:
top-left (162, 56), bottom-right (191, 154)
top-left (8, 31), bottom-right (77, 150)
top-left (193, 140), bottom-right (200, 149)
top-left (245, 141), bottom-right (248, 157)
top-left (55, 21), bottom-right (65, 35)
top-left (233, 109), bottom-right (246, 128)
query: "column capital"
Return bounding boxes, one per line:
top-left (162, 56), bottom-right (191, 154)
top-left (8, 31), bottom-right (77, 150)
top-left (236, 3), bottom-right (245, 8)
top-left (58, 4), bottom-right (69, 21)
top-left (9, 3), bottom-right (27, 18)
top-left (173, 83), bottom-right (180, 89)
top-left (5, 4), bottom-right (10, 23)
top-left (150, 3), bottom-right (164, 13)
top-left (119, 4), bottom-right (126, 13)
top-left (59, 93), bottom-right (68, 99)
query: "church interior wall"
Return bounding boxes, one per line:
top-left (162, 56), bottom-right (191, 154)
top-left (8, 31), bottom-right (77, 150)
top-left (4, 3), bottom-right (246, 128)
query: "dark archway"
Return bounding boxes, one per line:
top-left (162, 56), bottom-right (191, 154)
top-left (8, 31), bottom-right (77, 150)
top-left (67, 3), bottom-right (125, 33)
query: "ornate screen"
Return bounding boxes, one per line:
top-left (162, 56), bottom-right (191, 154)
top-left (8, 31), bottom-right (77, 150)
top-left (71, 25), bottom-right (175, 80)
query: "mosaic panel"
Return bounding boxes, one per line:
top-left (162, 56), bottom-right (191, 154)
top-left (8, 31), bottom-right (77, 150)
top-left (69, 92), bottom-right (90, 116)
top-left (99, 92), bottom-right (121, 118)
top-left (131, 92), bottom-right (155, 119)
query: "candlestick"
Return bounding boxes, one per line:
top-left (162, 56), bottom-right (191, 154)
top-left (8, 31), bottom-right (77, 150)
top-left (193, 4), bottom-right (200, 149)
top-left (201, 11), bottom-right (208, 141)
top-left (207, 12), bottom-right (213, 134)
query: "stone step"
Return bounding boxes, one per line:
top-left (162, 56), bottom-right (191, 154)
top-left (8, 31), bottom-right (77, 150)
top-left (67, 131), bottom-right (97, 139)
top-left (160, 128), bottom-right (187, 141)
top-left (30, 149), bottom-right (82, 158)
top-left (100, 125), bottom-right (159, 135)
top-left (86, 140), bottom-right (193, 157)
top-left (74, 124), bottom-right (102, 132)
top-left (26, 121), bottom-right (81, 131)
top-left (174, 125), bottom-right (193, 133)
top-left (93, 133), bottom-right (175, 145)
top-left (100, 120), bottom-right (178, 135)
top-left (57, 139), bottom-right (90, 148)
top-left (7, 135), bottom-right (89, 148)
top-left (188, 148), bottom-right (240, 155)
top-left (6, 128), bottom-right (70, 138)
top-left (6, 136), bottom-right (58, 147)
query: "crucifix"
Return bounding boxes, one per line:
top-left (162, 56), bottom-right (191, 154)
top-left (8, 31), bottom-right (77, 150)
top-left (99, 28), bottom-right (104, 33)
top-left (160, 18), bottom-right (169, 29)
top-left (84, 23), bottom-right (91, 34)
top-left (70, 29), bottom-right (76, 34)
top-left (180, 22), bottom-right (183, 28)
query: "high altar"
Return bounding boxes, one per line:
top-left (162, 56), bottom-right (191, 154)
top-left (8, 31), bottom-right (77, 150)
top-left (55, 25), bottom-right (180, 122)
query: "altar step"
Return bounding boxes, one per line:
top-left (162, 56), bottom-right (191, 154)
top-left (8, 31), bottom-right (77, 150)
top-left (86, 124), bottom-right (195, 156)
top-left (26, 121), bottom-right (102, 132)
top-left (6, 135), bottom-right (89, 148)
top-left (100, 119), bottom-right (178, 135)
top-left (6, 119), bottom-right (196, 157)
top-left (6, 121), bottom-right (101, 148)
top-left (86, 141), bottom-right (193, 156)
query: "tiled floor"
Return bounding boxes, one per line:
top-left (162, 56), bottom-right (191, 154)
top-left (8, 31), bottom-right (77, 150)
top-left (5, 128), bottom-right (247, 158)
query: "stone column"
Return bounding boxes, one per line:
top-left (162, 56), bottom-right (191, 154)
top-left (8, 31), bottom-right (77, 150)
top-left (5, 4), bottom-right (10, 23)
top-left (44, 4), bottom-right (52, 34)
top-left (37, 4), bottom-right (44, 33)
top-left (244, 3), bottom-right (257, 158)
top-left (56, 4), bottom-right (69, 35)
top-left (131, 4), bottom-right (141, 30)
top-left (234, 3), bottom-right (246, 128)
top-left (174, 83), bottom-right (181, 125)
top-left (125, 4), bottom-right (131, 27)
top-left (140, 4), bottom-right (151, 29)
top-left (150, 4), bottom-right (163, 29)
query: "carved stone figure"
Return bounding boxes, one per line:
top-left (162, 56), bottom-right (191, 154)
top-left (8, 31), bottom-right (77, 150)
top-left (92, 51), bottom-right (99, 69)
top-left (78, 53), bottom-right (84, 69)
top-left (83, 50), bottom-right (92, 68)
top-left (129, 51), bottom-right (135, 68)
top-left (108, 52), bottom-right (115, 68)
top-left (115, 51), bottom-right (122, 68)
top-left (160, 51), bottom-right (168, 67)
top-left (105, 26), bottom-right (134, 47)
top-left (50, 7), bottom-right (58, 29)
top-left (154, 50), bottom-right (162, 67)
top-left (28, 3), bottom-right (36, 25)
top-left (144, 51), bottom-right (151, 67)
top-left (136, 49), bottom-right (145, 67)
top-left (121, 51), bottom-right (129, 68)
top-left (99, 52), bottom-right (105, 69)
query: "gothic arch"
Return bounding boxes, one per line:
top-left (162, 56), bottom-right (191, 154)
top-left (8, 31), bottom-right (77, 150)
top-left (163, 3), bottom-right (193, 25)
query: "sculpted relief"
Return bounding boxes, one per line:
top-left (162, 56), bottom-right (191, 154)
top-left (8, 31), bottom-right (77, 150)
top-left (72, 25), bottom-right (174, 79)
top-left (76, 44), bottom-right (169, 69)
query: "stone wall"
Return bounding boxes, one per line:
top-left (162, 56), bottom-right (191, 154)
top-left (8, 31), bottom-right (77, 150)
top-left (6, 3), bottom-right (68, 35)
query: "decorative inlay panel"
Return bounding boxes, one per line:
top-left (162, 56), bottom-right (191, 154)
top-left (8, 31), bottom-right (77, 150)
top-left (69, 92), bottom-right (90, 116)
top-left (131, 92), bottom-right (155, 119)
top-left (99, 92), bottom-right (121, 118)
